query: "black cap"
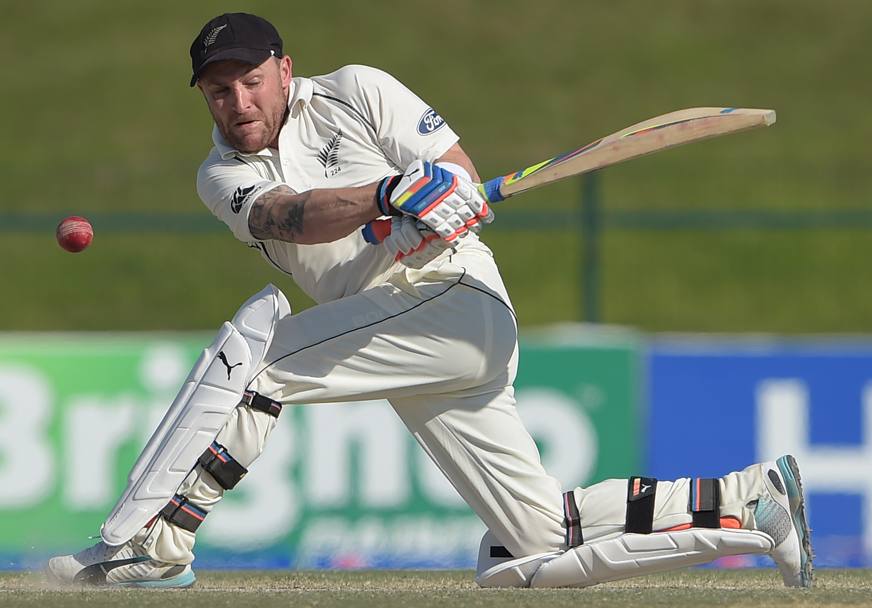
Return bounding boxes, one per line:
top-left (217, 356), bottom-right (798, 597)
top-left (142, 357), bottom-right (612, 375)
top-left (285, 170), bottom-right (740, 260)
top-left (189, 13), bottom-right (283, 87)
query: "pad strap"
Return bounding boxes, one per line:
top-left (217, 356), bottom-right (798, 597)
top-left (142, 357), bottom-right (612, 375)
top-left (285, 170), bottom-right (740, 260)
top-left (625, 476), bottom-right (657, 534)
top-left (690, 477), bottom-right (721, 528)
top-left (563, 490), bottom-right (584, 547)
top-left (243, 390), bottom-right (282, 418)
top-left (489, 546), bottom-right (514, 559)
top-left (160, 494), bottom-right (207, 533)
top-left (198, 440), bottom-right (248, 490)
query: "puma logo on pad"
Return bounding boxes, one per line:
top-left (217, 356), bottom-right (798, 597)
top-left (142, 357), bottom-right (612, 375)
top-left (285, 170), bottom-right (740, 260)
top-left (217, 351), bottom-right (243, 380)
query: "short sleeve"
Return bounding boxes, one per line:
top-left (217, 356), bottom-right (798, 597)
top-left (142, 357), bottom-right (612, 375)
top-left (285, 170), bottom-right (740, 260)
top-left (196, 151), bottom-right (287, 243)
top-left (327, 65), bottom-right (460, 169)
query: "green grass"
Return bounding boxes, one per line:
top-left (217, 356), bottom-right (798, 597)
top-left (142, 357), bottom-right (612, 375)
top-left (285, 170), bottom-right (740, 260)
top-left (3, 570), bottom-right (872, 608)
top-left (4, 1), bottom-right (872, 331)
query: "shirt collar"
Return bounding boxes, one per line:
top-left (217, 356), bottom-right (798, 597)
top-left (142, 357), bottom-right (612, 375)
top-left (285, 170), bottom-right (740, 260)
top-left (213, 77), bottom-right (314, 160)
top-left (288, 76), bottom-right (313, 112)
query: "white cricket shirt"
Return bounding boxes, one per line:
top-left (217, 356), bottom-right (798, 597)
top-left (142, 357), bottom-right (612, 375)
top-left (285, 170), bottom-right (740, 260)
top-left (197, 64), bottom-right (467, 303)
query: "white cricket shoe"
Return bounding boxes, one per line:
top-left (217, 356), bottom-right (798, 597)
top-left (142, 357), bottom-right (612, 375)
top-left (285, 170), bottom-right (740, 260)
top-left (753, 455), bottom-right (813, 588)
top-left (46, 537), bottom-right (195, 588)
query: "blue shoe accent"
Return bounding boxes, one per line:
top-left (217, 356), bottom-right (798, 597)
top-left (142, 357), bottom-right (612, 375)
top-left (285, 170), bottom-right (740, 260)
top-left (776, 455), bottom-right (814, 587)
top-left (114, 568), bottom-right (196, 589)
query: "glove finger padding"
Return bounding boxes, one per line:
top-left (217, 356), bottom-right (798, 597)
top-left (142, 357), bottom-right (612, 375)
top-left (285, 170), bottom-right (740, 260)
top-left (384, 216), bottom-right (424, 256)
top-left (401, 223), bottom-right (451, 269)
top-left (382, 217), bottom-right (449, 269)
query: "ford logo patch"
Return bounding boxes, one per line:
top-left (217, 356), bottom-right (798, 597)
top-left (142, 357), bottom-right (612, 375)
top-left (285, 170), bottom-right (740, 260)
top-left (417, 108), bottom-right (445, 135)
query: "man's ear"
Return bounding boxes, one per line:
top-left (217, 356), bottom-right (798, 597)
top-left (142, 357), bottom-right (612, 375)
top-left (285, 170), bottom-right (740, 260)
top-left (279, 55), bottom-right (293, 87)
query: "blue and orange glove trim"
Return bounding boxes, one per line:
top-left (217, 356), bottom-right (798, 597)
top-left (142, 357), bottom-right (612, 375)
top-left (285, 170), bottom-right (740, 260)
top-left (362, 218), bottom-right (393, 244)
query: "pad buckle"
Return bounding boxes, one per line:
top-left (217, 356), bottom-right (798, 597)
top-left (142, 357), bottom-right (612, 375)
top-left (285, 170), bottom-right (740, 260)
top-left (563, 490), bottom-right (584, 547)
top-left (160, 494), bottom-right (207, 533)
top-left (198, 440), bottom-right (248, 490)
top-left (625, 476), bottom-right (657, 534)
top-left (690, 477), bottom-right (720, 528)
top-left (242, 390), bottom-right (282, 418)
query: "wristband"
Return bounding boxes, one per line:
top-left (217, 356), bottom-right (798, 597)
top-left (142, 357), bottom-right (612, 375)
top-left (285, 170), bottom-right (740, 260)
top-left (375, 175), bottom-right (402, 216)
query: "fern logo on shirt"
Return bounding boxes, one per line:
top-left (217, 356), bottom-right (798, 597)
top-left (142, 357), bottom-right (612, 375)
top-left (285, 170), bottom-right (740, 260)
top-left (317, 131), bottom-right (343, 178)
top-left (417, 108), bottom-right (445, 135)
top-left (231, 185), bottom-right (257, 214)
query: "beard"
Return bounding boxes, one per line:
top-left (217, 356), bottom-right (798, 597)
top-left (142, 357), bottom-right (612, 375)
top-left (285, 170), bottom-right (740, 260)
top-left (217, 102), bottom-right (288, 154)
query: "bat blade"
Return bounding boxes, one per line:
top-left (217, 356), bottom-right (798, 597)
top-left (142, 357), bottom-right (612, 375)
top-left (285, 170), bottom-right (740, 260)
top-left (481, 107), bottom-right (776, 203)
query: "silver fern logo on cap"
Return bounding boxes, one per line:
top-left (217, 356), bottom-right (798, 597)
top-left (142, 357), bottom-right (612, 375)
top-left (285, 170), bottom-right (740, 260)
top-left (203, 24), bottom-right (228, 48)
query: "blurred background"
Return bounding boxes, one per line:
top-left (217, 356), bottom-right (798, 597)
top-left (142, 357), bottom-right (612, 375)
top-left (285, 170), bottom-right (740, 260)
top-left (1, 0), bottom-right (870, 571)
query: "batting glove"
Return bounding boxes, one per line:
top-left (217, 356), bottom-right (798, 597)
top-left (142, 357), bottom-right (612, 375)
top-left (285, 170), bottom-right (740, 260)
top-left (380, 160), bottom-right (493, 246)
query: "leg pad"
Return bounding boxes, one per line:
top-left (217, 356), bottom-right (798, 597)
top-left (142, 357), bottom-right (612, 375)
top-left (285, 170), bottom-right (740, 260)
top-left (531, 528), bottom-right (773, 588)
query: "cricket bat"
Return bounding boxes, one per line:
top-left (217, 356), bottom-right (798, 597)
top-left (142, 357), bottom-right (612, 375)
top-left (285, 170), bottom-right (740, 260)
top-left (479, 107), bottom-right (775, 203)
top-left (365, 107), bottom-right (775, 243)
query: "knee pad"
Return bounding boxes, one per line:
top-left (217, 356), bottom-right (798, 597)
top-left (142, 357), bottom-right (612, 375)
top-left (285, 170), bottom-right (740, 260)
top-left (101, 285), bottom-right (290, 545)
top-left (474, 529), bottom-right (561, 588)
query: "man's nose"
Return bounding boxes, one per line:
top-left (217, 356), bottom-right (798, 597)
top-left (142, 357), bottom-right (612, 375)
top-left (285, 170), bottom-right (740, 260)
top-left (229, 86), bottom-right (251, 112)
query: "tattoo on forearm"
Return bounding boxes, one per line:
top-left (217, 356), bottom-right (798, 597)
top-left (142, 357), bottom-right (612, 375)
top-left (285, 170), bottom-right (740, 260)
top-left (248, 185), bottom-right (307, 242)
top-left (279, 197), bottom-right (306, 238)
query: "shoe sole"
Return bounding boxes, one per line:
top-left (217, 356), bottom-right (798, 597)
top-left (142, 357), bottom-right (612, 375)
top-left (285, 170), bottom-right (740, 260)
top-left (47, 559), bottom-right (196, 589)
top-left (112, 569), bottom-right (196, 589)
top-left (776, 455), bottom-right (814, 588)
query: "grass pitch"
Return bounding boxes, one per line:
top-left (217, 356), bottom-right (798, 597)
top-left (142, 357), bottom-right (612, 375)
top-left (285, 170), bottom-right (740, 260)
top-left (2, 569), bottom-right (872, 608)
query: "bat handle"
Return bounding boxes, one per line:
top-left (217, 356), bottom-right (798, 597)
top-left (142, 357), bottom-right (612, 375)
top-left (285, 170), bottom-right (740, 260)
top-left (479, 177), bottom-right (506, 204)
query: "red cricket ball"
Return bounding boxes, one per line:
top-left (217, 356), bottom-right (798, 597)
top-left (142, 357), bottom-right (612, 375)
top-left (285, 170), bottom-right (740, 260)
top-left (56, 216), bottom-right (94, 253)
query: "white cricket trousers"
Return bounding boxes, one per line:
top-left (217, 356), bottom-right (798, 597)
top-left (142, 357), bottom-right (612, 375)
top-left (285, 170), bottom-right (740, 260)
top-left (148, 246), bottom-right (764, 564)
top-left (253, 246), bottom-right (568, 555)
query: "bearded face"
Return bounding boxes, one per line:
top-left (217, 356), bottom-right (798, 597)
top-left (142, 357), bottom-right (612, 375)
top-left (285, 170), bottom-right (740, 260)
top-left (198, 56), bottom-right (292, 153)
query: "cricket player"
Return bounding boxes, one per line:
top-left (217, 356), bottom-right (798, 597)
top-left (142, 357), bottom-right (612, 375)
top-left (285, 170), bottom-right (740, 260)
top-left (47, 13), bottom-right (813, 589)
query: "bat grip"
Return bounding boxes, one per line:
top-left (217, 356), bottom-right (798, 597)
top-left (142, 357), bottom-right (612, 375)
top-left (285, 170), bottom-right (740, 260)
top-left (479, 177), bottom-right (506, 203)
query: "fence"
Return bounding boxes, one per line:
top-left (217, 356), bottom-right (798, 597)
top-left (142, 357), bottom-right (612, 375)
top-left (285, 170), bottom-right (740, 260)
top-left (6, 171), bottom-right (872, 323)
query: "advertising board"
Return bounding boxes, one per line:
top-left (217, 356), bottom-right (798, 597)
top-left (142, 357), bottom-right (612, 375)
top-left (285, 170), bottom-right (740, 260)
top-left (0, 330), bottom-right (640, 569)
top-left (648, 338), bottom-right (872, 566)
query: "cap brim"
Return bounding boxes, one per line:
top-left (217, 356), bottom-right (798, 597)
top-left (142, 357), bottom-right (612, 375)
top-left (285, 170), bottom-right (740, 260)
top-left (190, 47), bottom-right (274, 86)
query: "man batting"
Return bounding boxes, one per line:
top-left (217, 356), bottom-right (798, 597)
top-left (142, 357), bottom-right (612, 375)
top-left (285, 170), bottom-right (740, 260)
top-left (48, 13), bottom-right (812, 589)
